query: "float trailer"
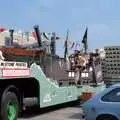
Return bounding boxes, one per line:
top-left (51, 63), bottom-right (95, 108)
top-left (0, 60), bottom-right (105, 120)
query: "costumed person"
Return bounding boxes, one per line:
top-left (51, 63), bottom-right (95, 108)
top-left (74, 52), bottom-right (87, 70)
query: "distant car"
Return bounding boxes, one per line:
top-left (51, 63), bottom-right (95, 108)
top-left (82, 84), bottom-right (120, 120)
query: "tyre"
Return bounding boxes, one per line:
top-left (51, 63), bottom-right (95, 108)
top-left (97, 115), bottom-right (118, 120)
top-left (1, 92), bottom-right (19, 120)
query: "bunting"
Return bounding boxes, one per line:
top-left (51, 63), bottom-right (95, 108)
top-left (70, 42), bottom-right (80, 50)
top-left (75, 42), bottom-right (80, 50)
top-left (71, 42), bottom-right (75, 49)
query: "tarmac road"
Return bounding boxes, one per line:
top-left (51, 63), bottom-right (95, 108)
top-left (18, 104), bottom-right (84, 120)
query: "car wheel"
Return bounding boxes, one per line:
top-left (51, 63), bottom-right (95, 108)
top-left (1, 92), bottom-right (19, 120)
top-left (97, 115), bottom-right (118, 120)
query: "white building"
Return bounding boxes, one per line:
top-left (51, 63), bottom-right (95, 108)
top-left (0, 30), bottom-right (37, 46)
top-left (0, 30), bottom-right (52, 54)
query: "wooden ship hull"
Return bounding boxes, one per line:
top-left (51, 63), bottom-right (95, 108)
top-left (0, 47), bottom-right (47, 66)
top-left (0, 47), bottom-right (46, 57)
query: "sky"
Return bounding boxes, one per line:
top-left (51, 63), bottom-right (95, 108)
top-left (0, 0), bottom-right (120, 56)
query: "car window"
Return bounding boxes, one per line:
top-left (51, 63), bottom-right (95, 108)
top-left (101, 88), bottom-right (120, 102)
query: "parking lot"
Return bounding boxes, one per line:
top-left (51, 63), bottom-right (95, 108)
top-left (18, 104), bottom-right (84, 120)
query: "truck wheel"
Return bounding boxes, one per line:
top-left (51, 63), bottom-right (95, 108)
top-left (1, 92), bottom-right (19, 120)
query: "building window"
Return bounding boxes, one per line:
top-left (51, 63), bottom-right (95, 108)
top-left (117, 52), bottom-right (119, 54)
top-left (113, 52), bottom-right (116, 54)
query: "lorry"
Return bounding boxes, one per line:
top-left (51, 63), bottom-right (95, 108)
top-left (0, 25), bottom-right (105, 120)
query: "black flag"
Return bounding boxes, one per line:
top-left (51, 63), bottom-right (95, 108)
top-left (64, 29), bottom-right (69, 61)
top-left (82, 27), bottom-right (88, 53)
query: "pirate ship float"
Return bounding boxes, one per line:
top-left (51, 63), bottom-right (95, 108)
top-left (0, 25), bottom-right (105, 87)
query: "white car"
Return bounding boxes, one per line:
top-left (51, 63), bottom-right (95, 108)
top-left (82, 84), bottom-right (120, 120)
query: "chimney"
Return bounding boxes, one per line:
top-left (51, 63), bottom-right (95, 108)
top-left (33, 25), bottom-right (41, 47)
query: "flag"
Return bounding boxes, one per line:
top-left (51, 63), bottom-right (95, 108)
top-left (43, 32), bottom-right (49, 40)
top-left (64, 29), bottom-right (69, 61)
top-left (82, 27), bottom-right (88, 53)
top-left (0, 28), bottom-right (6, 33)
top-left (32, 32), bottom-right (37, 40)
